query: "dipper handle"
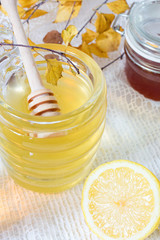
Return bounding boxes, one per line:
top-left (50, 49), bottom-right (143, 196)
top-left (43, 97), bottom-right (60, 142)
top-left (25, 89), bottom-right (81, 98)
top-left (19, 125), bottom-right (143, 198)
top-left (2, 0), bottom-right (60, 118)
top-left (1, 0), bottom-right (44, 91)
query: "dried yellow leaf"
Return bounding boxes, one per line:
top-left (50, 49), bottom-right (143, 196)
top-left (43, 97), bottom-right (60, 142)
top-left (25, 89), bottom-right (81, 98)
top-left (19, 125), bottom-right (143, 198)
top-left (18, 0), bottom-right (39, 8)
top-left (28, 38), bottom-right (35, 45)
top-left (82, 29), bottom-right (98, 44)
top-left (107, 0), bottom-right (129, 14)
top-left (0, 5), bottom-right (8, 16)
top-left (4, 39), bottom-right (13, 44)
top-left (54, 1), bottom-right (82, 23)
top-left (21, 9), bottom-right (48, 20)
top-left (95, 13), bottom-right (106, 34)
top-left (45, 59), bottom-right (63, 85)
top-left (95, 13), bottom-right (115, 34)
top-left (89, 43), bottom-right (108, 58)
top-left (103, 13), bottom-right (115, 29)
top-left (103, 13), bottom-right (115, 22)
top-left (77, 42), bottom-right (109, 58)
top-left (62, 25), bottom-right (78, 46)
top-left (96, 28), bottom-right (121, 52)
top-left (78, 41), bottom-right (92, 57)
top-left (69, 65), bottom-right (76, 76)
top-left (17, 5), bottom-right (26, 18)
top-left (33, 52), bottom-right (39, 58)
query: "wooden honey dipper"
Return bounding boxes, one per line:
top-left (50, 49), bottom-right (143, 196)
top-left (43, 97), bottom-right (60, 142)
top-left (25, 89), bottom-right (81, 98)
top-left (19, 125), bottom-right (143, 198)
top-left (1, 0), bottom-right (60, 117)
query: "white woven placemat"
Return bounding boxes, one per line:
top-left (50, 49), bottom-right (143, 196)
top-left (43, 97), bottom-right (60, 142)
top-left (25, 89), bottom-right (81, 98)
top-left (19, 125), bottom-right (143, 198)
top-left (0, 0), bottom-right (160, 239)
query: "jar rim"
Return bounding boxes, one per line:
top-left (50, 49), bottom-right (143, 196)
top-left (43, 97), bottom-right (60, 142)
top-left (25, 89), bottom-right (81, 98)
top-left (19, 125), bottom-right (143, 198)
top-left (0, 44), bottom-right (105, 125)
top-left (127, 0), bottom-right (160, 61)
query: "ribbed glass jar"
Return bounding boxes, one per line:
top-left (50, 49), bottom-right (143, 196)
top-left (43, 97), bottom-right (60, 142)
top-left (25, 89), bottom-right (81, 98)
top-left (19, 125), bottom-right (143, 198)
top-left (0, 44), bottom-right (107, 193)
top-left (124, 0), bottom-right (160, 100)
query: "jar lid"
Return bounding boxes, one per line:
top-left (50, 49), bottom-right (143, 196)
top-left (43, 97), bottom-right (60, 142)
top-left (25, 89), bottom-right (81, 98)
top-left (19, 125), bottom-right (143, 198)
top-left (125, 0), bottom-right (160, 63)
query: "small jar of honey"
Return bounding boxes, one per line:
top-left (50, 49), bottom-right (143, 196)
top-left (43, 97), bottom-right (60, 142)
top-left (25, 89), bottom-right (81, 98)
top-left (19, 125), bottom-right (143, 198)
top-left (114, 0), bottom-right (160, 100)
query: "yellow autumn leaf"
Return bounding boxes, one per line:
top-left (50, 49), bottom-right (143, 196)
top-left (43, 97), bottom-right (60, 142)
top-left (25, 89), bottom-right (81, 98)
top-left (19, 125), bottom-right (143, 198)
top-left (4, 39), bottom-right (13, 44)
top-left (62, 25), bottom-right (78, 46)
top-left (0, 5), bottom-right (8, 15)
top-left (18, 0), bottom-right (39, 8)
top-left (78, 41), bottom-right (92, 57)
top-left (17, 5), bottom-right (26, 18)
top-left (107, 0), bottom-right (129, 14)
top-left (95, 13), bottom-right (115, 34)
top-left (28, 38), bottom-right (35, 45)
top-left (102, 13), bottom-right (115, 29)
top-left (95, 13), bottom-right (107, 34)
top-left (68, 65), bottom-right (76, 76)
top-left (33, 52), bottom-right (39, 58)
top-left (82, 29), bottom-right (98, 44)
top-left (54, 1), bottom-right (82, 23)
top-left (96, 28), bottom-right (121, 52)
top-left (103, 13), bottom-right (115, 22)
top-left (21, 9), bottom-right (48, 20)
top-left (89, 44), bottom-right (108, 58)
top-left (45, 59), bottom-right (63, 85)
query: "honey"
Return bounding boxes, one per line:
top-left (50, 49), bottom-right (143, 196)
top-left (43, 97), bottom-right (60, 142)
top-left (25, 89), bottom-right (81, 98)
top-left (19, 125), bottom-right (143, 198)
top-left (0, 45), bottom-right (107, 193)
top-left (3, 67), bottom-right (92, 115)
top-left (125, 47), bottom-right (160, 101)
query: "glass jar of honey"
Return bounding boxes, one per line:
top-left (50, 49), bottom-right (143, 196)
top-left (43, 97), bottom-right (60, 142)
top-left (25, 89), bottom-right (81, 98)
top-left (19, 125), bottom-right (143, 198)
top-left (114, 0), bottom-right (160, 100)
top-left (0, 44), bottom-right (107, 193)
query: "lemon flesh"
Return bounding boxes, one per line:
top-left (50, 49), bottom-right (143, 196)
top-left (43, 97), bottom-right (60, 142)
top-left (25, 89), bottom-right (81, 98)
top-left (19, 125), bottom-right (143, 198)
top-left (82, 160), bottom-right (160, 240)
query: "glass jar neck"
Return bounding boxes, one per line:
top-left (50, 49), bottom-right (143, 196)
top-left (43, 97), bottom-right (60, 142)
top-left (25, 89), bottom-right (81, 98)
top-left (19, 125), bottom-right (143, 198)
top-left (126, 0), bottom-right (160, 64)
top-left (125, 40), bottom-right (160, 74)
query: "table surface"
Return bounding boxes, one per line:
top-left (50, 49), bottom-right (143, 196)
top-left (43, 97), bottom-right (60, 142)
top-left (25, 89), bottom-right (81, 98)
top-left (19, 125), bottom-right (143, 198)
top-left (1, 0), bottom-right (160, 239)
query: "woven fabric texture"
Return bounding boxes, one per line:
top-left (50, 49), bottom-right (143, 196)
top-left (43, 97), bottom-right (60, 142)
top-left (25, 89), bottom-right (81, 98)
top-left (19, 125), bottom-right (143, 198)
top-left (0, 0), bottom-right (160, 239)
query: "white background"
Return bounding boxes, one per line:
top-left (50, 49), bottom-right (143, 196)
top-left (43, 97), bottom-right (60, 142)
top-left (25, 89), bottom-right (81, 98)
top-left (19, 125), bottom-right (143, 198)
top-left (0, 0), bottom-right (160, 239)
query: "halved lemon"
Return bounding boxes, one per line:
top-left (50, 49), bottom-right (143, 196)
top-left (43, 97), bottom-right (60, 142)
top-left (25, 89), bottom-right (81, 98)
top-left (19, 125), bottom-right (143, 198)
top-left (82, 160), bottom-right (160, 240)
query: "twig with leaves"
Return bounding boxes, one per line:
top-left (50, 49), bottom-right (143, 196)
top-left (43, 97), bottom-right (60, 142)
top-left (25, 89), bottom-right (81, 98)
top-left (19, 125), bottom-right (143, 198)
top-left (77, 0), bottom-right (109, 37)
top-left (64, 1), bottom-right (76, 30)
top-left (0, 42), bottom-right (80, 74)
top-left (101, 52), bottom-right (125, 70)
top-left (23, 0), bottom-right (48, 24)
top-left (72, 0), bottom-right (129, 68)
top-left (0, 0), bottom-right (129, 83)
